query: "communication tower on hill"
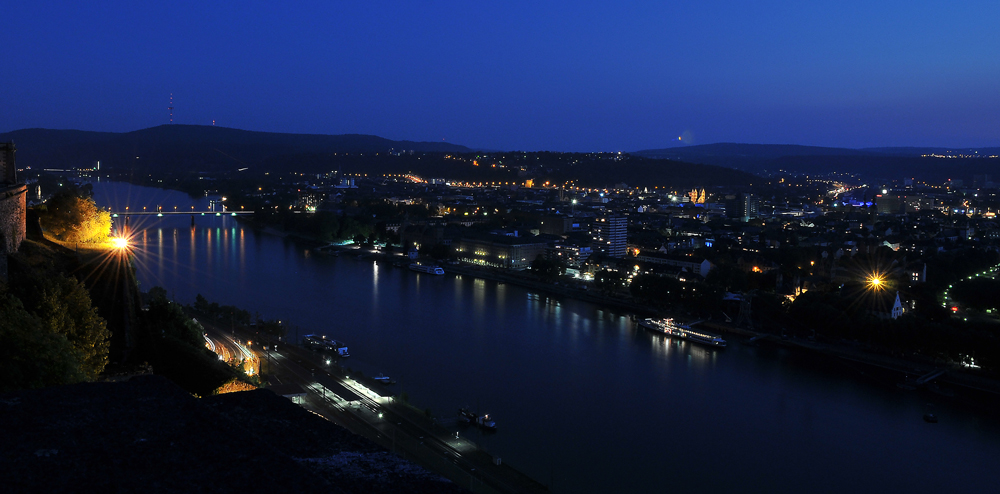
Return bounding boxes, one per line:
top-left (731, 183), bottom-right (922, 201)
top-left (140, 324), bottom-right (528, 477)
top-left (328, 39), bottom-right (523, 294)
top-left (168, 94), bottom-right (174, 123)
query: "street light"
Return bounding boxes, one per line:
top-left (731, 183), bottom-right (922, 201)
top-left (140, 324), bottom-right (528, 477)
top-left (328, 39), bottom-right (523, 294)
top-left (866, 272), bottom-right (888, 295)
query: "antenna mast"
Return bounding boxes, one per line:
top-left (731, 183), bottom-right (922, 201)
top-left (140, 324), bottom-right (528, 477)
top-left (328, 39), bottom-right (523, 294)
top-left (168, 94), bottom-right (174, 124)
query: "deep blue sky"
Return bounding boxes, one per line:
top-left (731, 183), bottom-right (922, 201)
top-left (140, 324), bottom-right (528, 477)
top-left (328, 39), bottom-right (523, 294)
top-left (3, 1), bottom-right (999, 151)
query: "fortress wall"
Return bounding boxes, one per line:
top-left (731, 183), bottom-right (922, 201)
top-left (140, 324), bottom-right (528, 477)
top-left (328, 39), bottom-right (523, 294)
top-left (0, 184), bottom-right (27, 254)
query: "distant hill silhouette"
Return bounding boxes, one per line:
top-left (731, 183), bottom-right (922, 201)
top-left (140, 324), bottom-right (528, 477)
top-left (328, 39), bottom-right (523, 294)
top-left (539, 155), bottom-right (757, 189)
top-left (636, 143), bottom-right (872, 161)
top-left (2, 126), bottom-right (757, 188)
top-left (0, 125), bottom-right (471, 172)
top-left (634, 143), bottom-right (1000, 182)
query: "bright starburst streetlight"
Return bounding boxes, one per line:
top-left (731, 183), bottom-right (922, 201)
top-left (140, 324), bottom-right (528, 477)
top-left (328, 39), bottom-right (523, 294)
top-left (111, 236), bottom-right (129, 250)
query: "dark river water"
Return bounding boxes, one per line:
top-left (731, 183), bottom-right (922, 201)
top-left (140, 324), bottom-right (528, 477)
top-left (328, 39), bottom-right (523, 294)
top-left (91, 181), bottom-right (1000, 493)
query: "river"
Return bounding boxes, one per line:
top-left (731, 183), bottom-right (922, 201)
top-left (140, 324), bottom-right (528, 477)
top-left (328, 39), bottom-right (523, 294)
top-left (90, 181), bottom-right (1000, 493)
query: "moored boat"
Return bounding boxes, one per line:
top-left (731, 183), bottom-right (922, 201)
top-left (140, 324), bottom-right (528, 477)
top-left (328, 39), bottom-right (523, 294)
top-left (458, 407), bottom-right (496, 430)
top-left (409, 263), bottom-right (445, 275)
top-left (303, 334), bottom-right (350, 356)
top-left (458, 407), bottom-right (477, 424)
top-left (476, 413), bottom-right (497, 430)
top-left (638, 318), bottom-right (727, 347)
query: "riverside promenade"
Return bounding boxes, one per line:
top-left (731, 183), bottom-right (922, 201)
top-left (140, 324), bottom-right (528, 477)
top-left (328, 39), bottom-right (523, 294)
top-left (203, 317), bottom-right (549, 494)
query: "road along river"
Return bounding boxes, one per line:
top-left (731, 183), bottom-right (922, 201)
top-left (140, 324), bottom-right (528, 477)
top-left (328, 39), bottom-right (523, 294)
top-left (92, 181), bottom-right (1000, 494)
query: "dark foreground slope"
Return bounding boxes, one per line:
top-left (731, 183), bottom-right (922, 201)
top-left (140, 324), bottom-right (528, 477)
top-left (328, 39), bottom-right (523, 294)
top-left (0, 375), bottom-right (465, 494)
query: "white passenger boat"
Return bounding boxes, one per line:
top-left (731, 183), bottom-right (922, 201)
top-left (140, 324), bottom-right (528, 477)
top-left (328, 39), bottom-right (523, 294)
top-left (638, 318), bottom-right (727, 347)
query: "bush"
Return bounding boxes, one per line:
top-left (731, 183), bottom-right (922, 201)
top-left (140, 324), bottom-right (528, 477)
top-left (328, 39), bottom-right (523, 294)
top-left (36, 187), bottom-right (112, 243)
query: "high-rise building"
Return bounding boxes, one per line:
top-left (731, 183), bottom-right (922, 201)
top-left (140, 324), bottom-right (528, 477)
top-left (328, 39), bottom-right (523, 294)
top-left (726, 193), bottom-right (759, 222)
top-left (591, 215), bottom-right (627, 258)
top-left (876, 194), bottom-right (904, 215)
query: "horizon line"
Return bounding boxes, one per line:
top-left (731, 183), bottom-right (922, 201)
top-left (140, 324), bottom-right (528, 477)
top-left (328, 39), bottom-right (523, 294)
top-left (2, 124), bottom-right (998, 154)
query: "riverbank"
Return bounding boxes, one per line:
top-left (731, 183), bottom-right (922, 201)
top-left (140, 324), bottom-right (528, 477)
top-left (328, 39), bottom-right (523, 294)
top-left (701, 320), bottom-right (1000, 396)
top-left (212, 319), bottom-right (548, 494)
top-left (245, 221), bottom-right (1000, 398)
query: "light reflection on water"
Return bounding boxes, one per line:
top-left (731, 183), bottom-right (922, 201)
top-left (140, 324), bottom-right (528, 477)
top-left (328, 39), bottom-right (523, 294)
top-left (89, 181), bottom-right (1000, 494)
top-left (239, 228), bottom-right (245, 272)
top-left (172, 229), bottom-right (179, 281)
top-left (371, 261), bottom-right (379, 303)
top-left (473, 278), bottom-right (485, 308)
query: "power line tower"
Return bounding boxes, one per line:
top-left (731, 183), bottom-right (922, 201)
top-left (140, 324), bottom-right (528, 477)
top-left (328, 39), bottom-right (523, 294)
top-left (735, 290), bottom-right (755, 330)
top-left (168, 94), bottom-right (174, 124)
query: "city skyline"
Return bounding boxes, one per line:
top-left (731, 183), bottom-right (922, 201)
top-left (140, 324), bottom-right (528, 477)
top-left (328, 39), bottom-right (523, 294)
top-left (3, 1), bottom-right (999, 151)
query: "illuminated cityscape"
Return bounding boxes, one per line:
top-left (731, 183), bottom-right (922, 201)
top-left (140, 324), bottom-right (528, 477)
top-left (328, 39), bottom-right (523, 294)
top-left (4, 2), bottom-right (1000, 493)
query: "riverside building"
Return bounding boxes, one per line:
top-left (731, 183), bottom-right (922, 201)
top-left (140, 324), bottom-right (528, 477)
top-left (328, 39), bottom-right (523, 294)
top-left (592, 215), bottom-right (627, 258)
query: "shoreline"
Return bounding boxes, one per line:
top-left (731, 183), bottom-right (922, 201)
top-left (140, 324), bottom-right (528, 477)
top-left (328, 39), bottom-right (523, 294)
top-left (245, 219), bottom-right (1000, 397)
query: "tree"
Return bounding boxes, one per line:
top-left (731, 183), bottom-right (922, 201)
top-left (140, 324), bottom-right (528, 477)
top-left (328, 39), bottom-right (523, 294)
top-left (530, 255), bottom-right (566, 282)
top-left (34, 274), bottom-right (111, 379)
top-left (787, 291), bottom-right (852, 338)
top-left (315, 211), bottom-right (340, 243)
top-left (145, 289), bottom-right (203, 348)
top-left (630, 273), bottom-right (683, 307)
top-left (426, 243), bottom-right (452, 260)
top-left (593, 270), bottom-right (627, 295)
top-left (193, 293), bottom-right (210, 313)
top-left (951, 278), bottom-right (1000, 312)
top-left (11, 272), bottom-right (111, 380)
top-left (36, 188), bottom-right (112, 243)
top-left (257, 319), bottom-right (287, 338)
top-left (0, 292), bottom-right (86, 392)
top-left (137, 289), bottom-right (252, 397)
top-left (705, 263), bottom-right (748, 293)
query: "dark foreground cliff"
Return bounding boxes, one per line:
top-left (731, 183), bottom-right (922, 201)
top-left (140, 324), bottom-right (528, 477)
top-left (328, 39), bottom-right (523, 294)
top-left (0, 375), bottom-right (466, 494)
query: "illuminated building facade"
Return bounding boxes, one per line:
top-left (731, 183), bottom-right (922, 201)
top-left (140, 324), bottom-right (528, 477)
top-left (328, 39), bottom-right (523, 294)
top-left (591, 215), bottom-right (627, 258)
top-left (633, 251), bottom-right (714, 278)
top-left (687, 188), bottom-right (706, 204)
top-left (550, 242), bottom-right (592, 269)
top-left (454, 233), bottom-right (548, 270)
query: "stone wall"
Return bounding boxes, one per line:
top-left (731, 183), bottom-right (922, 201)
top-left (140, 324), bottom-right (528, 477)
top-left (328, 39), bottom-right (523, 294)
top-left (0, 184), bottom-right (27, 281)
top-left (0, 184), bottom-right (27, 254)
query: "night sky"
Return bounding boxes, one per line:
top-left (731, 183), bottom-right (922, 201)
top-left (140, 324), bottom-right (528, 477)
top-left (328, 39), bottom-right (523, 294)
top-left (3, 1), bottom-right (998, 151)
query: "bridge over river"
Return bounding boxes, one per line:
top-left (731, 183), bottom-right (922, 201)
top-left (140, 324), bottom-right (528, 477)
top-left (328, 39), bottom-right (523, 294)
top-left (110, 210), bottom-right (254, 216)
